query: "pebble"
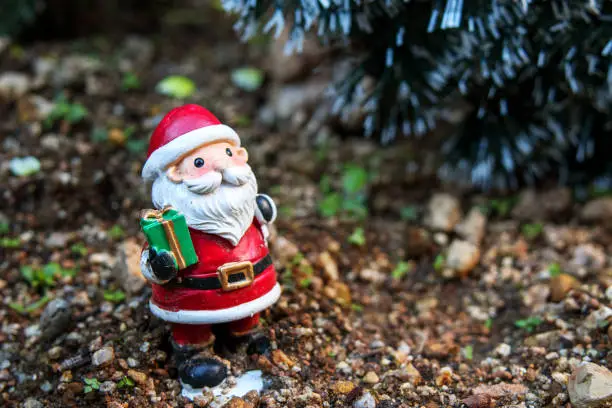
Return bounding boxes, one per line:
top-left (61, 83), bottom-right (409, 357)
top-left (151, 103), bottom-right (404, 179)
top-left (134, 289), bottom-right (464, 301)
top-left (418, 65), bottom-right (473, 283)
top-left (331, 380), bottom-right (356, 395)
top-left (317, 251), bottom-right (339, 281)
top-left (460, 394), bottom-right (493, 408)
top-left (494, 343), bottom-right (512, 358)
top-left (22, 398), bottom-right (43, 408)
top-left (581, 306), bottom-right (612, 332)
top-left (24, 324), bottom-right (41, 338)
top-left (0, 72), bottom-right (31, 100)
top-left (572, 244), bottom-right (606, 274)
top-left (362, 371), bottom-right (379, 384)
top-left (40, 381), bottom-right (52, 393)
top-left (512, 188), bottom-right (571, 221)
top-left (112, 239), bottom-right (146, 294)
top-left (549, 274), bottom-right (579, 302)
top-left (127, 358), bottom-right (139, 368)
top-left (140, 342), bottom-right (150, 353)
top-left (353, 391), bottom-right (377, 408)
top-left (48, 346), bottom-right (63, 360)
top-left (444, 239), bottom-right (480, 278)
top-left (471, 383), bottom-right (528, 398)
top-left (99, 380), bottom-right (116, 394)
top-left (568, 363), bottom-right (612, 408)
top-left (272, 236), bottom-right (300, 264)
top-left (128, 369), bottom-right (148, 386)
top-left (581, 197), bottom-right (612, 223)
top-left (92, 346), bottom-right (114, 366)
top-left (423, 193), bottom-right (461, 232)
top-left (455, 207), bottom-right (487, 244)
top-left (65, 332), bottom-right (84, 347)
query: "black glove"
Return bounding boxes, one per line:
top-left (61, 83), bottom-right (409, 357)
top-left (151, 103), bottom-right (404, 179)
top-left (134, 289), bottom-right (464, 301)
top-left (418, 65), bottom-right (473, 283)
top-left (148, 248), bottom-right (177, 282)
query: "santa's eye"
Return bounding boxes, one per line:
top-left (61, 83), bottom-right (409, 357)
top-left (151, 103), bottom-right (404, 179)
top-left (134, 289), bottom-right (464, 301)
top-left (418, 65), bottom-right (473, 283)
top-left (225, 148), bottom-right (233, 157)
top-left (194, 158), bottom-right (205, 168)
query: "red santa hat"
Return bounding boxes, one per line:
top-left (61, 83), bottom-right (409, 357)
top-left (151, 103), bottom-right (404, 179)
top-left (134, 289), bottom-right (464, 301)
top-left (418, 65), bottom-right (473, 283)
top-left (141, 104), bottom-right (240, 181)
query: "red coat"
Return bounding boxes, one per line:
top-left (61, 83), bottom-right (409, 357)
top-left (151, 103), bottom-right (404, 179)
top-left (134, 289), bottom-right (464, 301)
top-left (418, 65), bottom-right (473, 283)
top-left (146, 219), bottom-right (280, 324)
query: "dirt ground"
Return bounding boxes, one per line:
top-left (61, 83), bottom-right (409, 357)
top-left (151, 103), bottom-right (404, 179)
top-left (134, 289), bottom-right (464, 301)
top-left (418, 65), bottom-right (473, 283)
top-left (1, 6), bottom-right (611, 408)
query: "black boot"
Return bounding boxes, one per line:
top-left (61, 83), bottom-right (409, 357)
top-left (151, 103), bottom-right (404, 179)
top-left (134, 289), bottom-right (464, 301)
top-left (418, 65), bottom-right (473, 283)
top-left (172, 339), bottom-right (228, 388)
top-left (178, 356), bottom-right (228, 388)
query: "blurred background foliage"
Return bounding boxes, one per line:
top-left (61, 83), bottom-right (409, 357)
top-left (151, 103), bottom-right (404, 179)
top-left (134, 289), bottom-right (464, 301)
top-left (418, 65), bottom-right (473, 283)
top-left (3, 0), bottom-right (612, 191)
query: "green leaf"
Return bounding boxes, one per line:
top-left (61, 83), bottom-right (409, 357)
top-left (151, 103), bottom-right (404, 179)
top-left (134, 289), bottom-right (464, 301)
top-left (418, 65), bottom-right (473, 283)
top-left (462, 345), bottom-right (474, 360)
top-left (514, 316), bottom-right (543, 332)
top-left (83, 377), bottom-right (101, 392)
top-left (126, 139), bottom-right (148, 154)
top-left (342, 165), bottom-right (368, 194)
top-left (25, 294), bottom-right (52, 313)
top-left (0, 222), bottom-right (9, 234)
top-left (117, 376), bottom-right (135, 389)
top-left (299, 277), bottom-right (312, 288)
top-left (71, 243), bottom-right (88, 257)
top-left (548, 263), bottom-right (562, 277)
top-left (318, 192), bottom-right (342, 217)
top-left (66, 103), bottom-right (88, 123)
top-left (433, 254), bottom-right (445, 271)
top-left (391, 261), bottom-right (412, 280)
top-left (8, 302), bottom-right (25, 314)
top-left (484, 318), bottom-right (493, 330)
top-left (351, 303), bottom-right (364, 312)
top-left (121, 72), bottom-right (141, 91)
top-left (108, 224), bottom-right (125, 240)
top-left (319, 175), bottom-right (332, 195)
top-left (231, 67), bottom-right (264, 92)
top-left (1, 237), bottom-right (21, 248)
top-left (341, 199), bottom-right (368, 220)
top-left (90, 127), bottom-right (108, 143)
top-left (20, 266), bottom-right (36, 285)
top-left (521, 222), bottom-right (544, 240)
top-left (103, 290), bottom-right (126, 303)
top-left (156, 75), bottom-right (196, 99)
top-left (348, 227), bottom-right (366, 247)
top-left (400, 206), bottom-right (418, 221)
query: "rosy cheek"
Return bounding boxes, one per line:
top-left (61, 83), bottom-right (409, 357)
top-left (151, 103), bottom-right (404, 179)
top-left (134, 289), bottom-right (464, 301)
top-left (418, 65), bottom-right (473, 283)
top-left (181, 162), bottom-right (212, 179)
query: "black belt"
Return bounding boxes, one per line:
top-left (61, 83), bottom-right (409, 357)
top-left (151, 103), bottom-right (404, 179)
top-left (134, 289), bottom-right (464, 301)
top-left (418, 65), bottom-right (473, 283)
top-left (168, 254), bottom-right (273, 291)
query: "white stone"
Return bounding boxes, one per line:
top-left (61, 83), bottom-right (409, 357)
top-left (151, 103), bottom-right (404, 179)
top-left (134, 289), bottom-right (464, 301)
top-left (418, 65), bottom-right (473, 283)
top-left (353, 391), bottom-right (377, 408)
top-left (181, 370), bottom-right (264, 406)
top-left (0, 72), bottom-right (31, 100)
top-left (494, 343), bottom-right (512, 358)
top-left (92, 346), bottom-right (115, 366)
top-left (424, 193), bottom-right (461, 232)
top-left (568, 363), bottom-right (612, 408)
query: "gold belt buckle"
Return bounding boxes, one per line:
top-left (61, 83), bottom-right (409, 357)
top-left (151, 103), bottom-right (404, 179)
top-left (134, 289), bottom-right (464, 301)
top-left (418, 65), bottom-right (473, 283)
top-left (218, 261), bottom-right (254, 291)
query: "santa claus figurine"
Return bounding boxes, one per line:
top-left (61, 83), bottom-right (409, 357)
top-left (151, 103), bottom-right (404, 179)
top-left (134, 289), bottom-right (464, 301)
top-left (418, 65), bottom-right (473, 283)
top-left (139, 104), bottom-right (280, 390)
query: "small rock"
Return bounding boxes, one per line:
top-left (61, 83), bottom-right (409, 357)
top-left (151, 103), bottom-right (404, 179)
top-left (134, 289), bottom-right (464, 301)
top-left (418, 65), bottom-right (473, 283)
top-left (460, 394), bottom-right (493, 408)
top-left (568, 363), bottom-right (612, 408)
top-left (550, 274), bottom-right (579, 302)
top-left (582, 306), bottom-right (612, 331)
top-left (424, 193), bottom-right (461, 232)
top-left (0, 72), bottom-right (31, 100)
top-left (405, 227), bottom-right (433, 257)
top-left (127, 369), bottom-right (148, 386)
top-left (581, 197), bottom-right (612, 222)
top-left (48, 346), bottom-right (63, 360)
top-left (113, 239), bottom-right (146, 294)
top-left (572, 244), bottom-right (606, 273)
top-left (353, 391), bottom-right (377, 408)
top-left (40, 298), bottom-right (72, 341)
top-left (362, 371), bottom-right (379, 384)
top-left (92, 346), bottom-right (114, 367)
top-left (24, 324), bottom-right (41, 338)
top-left (332, 380), bottom-right (356, 395)
top-left (22, 398), bottom-right (43, 408)
top-left (455, 207), bottom-right (487, 244)
top-left (127, 357), bottom-right (139, 368)
top-left (494, 343), bottom-right (511, 358)
top-left (317, 251), bottom-right (339, 281)
top-left (471, 383), bottom-right (528, 398)
top-left (17, 95), bottom-right (55, 122)
top-left (272, 236), bottom-right (300, 264)
top-left (54, 55), bottom-right (102, 86)
top-left (193, 390), bottom-right (214, 407)
top-left (435, 366), bottom-right (453, 386)
top-left (46, 232), bottom-right (70, 248)
top-left (223, 397), bottom-right (253, 408)
top-left (444, 239), bottom-right (480, 278)
top-left (524, 330), bottom-right (574, 349)
top-left (511, 188), bottom-right (571, 221)
top-left (99, 381), bottom-right (116, 394)
top-left (271, 349), bottom-right (295, 368)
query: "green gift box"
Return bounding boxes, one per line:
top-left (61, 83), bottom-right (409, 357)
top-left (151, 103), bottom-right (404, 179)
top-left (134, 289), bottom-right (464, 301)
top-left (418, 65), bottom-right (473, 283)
top-left (140, 206), bottom-right (198, 270)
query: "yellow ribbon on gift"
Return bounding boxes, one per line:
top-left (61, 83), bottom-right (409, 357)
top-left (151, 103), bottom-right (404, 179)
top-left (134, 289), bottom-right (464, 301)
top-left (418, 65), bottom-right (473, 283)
top-left (141, 206), bottom-right (187, 269)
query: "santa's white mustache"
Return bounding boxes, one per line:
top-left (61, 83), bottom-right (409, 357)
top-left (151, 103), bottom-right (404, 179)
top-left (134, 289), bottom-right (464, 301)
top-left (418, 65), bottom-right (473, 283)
top-left (183, 165), bottom-right (254, 195)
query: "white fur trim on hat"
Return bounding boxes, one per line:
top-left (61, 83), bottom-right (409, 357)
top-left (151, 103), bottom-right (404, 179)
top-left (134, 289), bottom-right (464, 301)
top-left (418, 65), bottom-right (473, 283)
top-left (142, 124), bottom-right (240, 181)
top-left (148, 283), bottom-right (281, 324)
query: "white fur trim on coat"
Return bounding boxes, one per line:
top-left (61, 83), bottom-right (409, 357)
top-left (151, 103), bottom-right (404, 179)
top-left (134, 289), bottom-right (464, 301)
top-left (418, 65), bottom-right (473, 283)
top-left (148, 283), bottom-right (281, 324)
top-left (142, 124), bottom-right (240, 181)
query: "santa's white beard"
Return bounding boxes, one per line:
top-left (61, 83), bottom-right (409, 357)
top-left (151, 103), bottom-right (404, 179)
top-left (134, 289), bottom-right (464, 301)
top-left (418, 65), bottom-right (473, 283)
top-left (151, 166), bottom-right (258, 246)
